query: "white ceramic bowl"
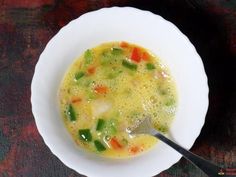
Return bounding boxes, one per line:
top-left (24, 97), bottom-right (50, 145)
top-left (31, 7), bottom-right (208, 177)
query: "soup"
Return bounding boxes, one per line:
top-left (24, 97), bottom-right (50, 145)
top-left (59, 41), bottom-right (177, 158)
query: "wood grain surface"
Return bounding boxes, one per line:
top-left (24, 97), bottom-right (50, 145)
top-left (0, 0), bottom-right (236, 177)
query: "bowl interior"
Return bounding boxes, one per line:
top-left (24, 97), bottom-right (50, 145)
top-left (31, 7), bottom-right (208, 177)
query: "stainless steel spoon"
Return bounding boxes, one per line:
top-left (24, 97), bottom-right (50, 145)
top-left (128, 117), bottom-right (231, 177)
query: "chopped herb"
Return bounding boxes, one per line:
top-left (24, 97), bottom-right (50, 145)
top-left (84, 49), bottom-right (93, 64)
top-left (104, 119), bottom-right (117, 135)
top-left (67, 104), bottom-right (76, 121)
top-left (94, 140), bottom-right (106, 151)
top-left (96, 119), bottom-right (105, 131)
top-left (111, 47), bottom-right (123, 55)
top-left (101, 51), bottom-right (112, 65)
top-left (100, 48), bottom-right (123, 65)
top-left (108, 126), bottom-right (117, 135)
top-left (75, 72), bottom-right (85, 80)
top-left (146, 63), bottom-right (156, 70)
top-left (122, 60), bottom-right (137, 71)
top-left (78, 129), bottom-right (92, 142)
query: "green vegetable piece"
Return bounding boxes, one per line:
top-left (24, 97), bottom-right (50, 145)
top-left (84, 49), bottom-right (93, 64)
top-left (146, 63), bottom-right (156, 70)
top-left (108, 126), bottom-right (117, 135)
top-left (94, 140), bottom-right (106, 151)
top-left (96, 119), bottom-right (105, 131)
top-left (104, 119), bottom-right (117, 135)
top-left (122, 60), bottom-right (137, 71)
top-left (67, 104), bottom-right (76, 121)
top-left (75, 72), bottom-right (85, 80)
top-left (100, 51), bottom-right (112, 65)
top-left (79, 129), bottom-right (92, 142)
top-left (101, 48), bottom-right (123, 65)
top-left (111, 47), bottom-right (123, 55)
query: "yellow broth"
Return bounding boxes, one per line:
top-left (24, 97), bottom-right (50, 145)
top-left (59, 42), bottom-right (177, 158)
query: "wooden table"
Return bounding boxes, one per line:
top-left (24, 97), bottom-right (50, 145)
top-left (0, 0), bottom-right (235, 176)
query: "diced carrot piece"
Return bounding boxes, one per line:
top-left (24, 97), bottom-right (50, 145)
top-left (110, 137), bottom-right (122, 149)
top-left (87, 66), bottom-right (96, 74)
top-left (71, 97), bottom-right (82, 103)
top-left (94, 85), bottom-right (108, 94)
top-left (142, 52), bottom-right (150, 61)
top-left (129, 146), bottom-right (140, 154)
top-left (131, 47), bottom-right (141, 63)
top-left (120, 41), bottom-right (129, 48)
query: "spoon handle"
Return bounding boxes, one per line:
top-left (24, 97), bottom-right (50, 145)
top-left (154, 132), bottom-right (227, 177)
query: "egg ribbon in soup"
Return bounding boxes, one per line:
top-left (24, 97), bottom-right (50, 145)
top-left (59, 41), bottom-right (177, 158)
